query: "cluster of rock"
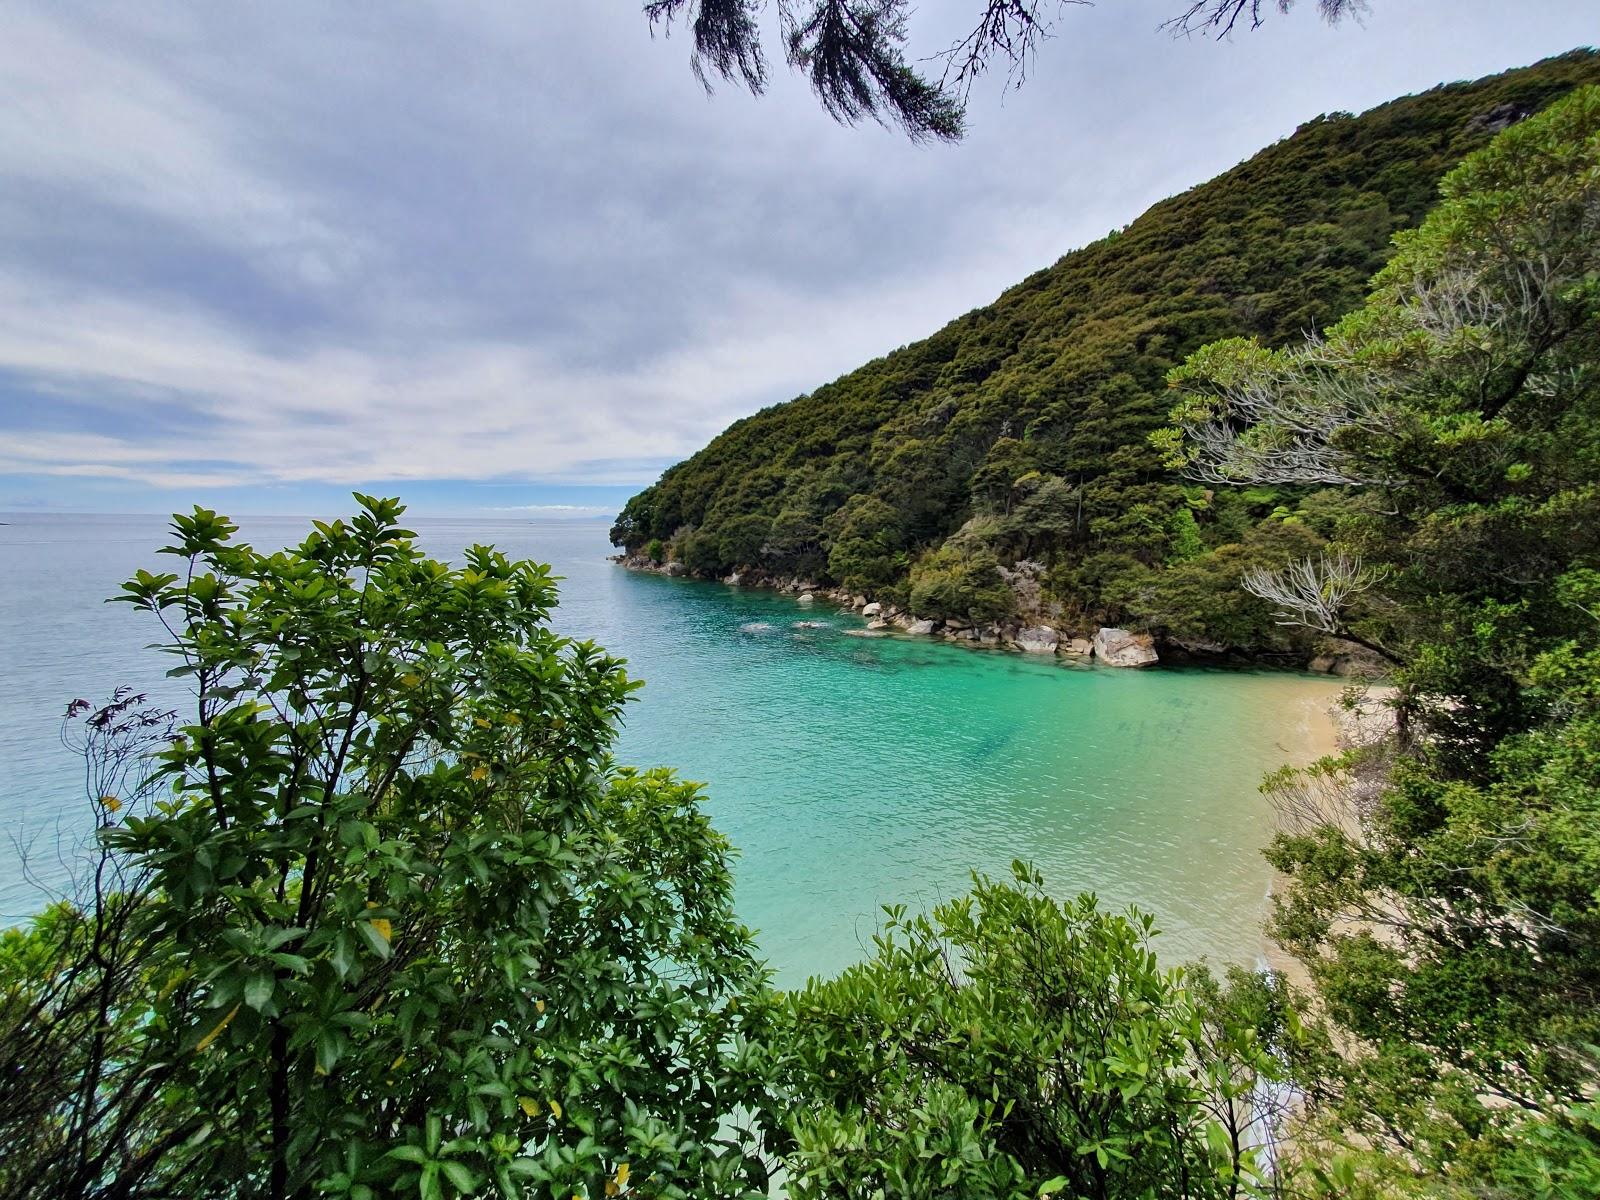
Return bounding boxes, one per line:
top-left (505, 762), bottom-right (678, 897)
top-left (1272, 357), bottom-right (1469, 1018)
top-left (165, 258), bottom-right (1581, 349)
top-left (613, 553), bottom-right (1384, 675)
top-left (805, 583), bottom-right (1158, 666)
top-left (612, 554), bottom-right (1162, 665)
top-left (1306, 639), bottom-right (1392, 678)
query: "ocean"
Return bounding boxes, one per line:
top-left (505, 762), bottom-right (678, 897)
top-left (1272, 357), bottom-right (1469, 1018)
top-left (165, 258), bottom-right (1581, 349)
top-left (0, 511), bottom-right (1341, 985)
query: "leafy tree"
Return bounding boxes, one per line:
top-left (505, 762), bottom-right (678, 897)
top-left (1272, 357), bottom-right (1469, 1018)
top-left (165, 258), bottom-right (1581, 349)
top-left (824, 493), bottom-right (905, 592)
top-left (613, 53), bottom-right (1600, 644)
top-left (1166, 86), bottom-right (1600, 1190)
top-left (1167, 506), bottom-right (1206, 563)
top-left (908, 541), bottom-right (1017, 622)
top-left (780, 863), bottom-right (1291, 1200)
top-left (0, 497), bottom-right (779, 1199)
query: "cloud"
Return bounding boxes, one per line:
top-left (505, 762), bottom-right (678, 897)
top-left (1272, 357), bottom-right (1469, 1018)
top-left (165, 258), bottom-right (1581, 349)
top-left (1, 1), bottom-right (1596, 508)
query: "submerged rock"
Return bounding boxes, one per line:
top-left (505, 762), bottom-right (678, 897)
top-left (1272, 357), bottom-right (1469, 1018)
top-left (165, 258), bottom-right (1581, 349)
top-left (843, 628), bottom-right (888, 638)
top-left (739, 622), bottom-right (776, 634)
top-left (1015, 625), bottom-right (1060, 655)
top-left (792, 620), bottom-right (828, 629)
top-left (1092, 627), bottom-right (1158, 668)
top-left (797, 592), bottom-right (815, 604)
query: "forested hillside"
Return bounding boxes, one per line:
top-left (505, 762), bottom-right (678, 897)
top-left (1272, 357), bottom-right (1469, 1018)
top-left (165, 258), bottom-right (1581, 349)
top-left (612, 50), bottom-right (1600, 655)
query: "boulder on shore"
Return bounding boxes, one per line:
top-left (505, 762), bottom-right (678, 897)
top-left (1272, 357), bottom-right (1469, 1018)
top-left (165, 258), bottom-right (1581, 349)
top-left (797, 592), bottom-right (814, 604)
top-left (906, 618), bottom-right (937, 636)
top-left (664, 561), bottom-right (688, 577)
top-left (861, 601), bottom-right (882, 617)
top-left (1092, 627), bottom-right (1158, 668)
top-left (1014, 625), bottom-right (1060, 655)
top-left (724, 572), bottom-right (743, 586)
top-left (1062, 638), bottom-right (1094, 657)
top-left (867, 618), bottom-right (889, 630)
top-left (1309, 638), bottom-right (1389, 678)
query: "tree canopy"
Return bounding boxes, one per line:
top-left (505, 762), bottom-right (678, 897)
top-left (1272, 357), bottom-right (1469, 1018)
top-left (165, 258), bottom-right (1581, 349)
top-left (613, 51), bottom-right (1600, 653)
top-left (1168, 82), bottom-right (1600, 1193)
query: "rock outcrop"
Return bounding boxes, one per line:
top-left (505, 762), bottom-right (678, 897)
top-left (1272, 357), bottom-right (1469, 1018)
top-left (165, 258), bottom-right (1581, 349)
top-left (1092, 627), bottom-right (1158, 668)
top-left (1014, 626), bottom-right (1060, 654)
top-left (1308, 638), bottom-right (1390, 678)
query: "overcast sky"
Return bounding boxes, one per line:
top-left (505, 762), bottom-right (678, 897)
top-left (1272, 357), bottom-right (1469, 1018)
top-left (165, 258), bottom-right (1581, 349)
top-left (1, 1), bottom-right (1594, 518)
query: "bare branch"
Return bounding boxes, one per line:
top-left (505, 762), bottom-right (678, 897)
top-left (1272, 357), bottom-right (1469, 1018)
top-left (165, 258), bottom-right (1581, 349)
top-left (1242, 550), bottom-right (1387, 635)
top-left (935, 2), bottom-right (1088, 103)
top-left (1163, 0), bottom-right (1366, 39)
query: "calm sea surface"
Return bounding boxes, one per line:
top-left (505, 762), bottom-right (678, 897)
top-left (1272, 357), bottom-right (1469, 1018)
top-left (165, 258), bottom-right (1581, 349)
top-left (0, 513), bottom-right (1341, 985)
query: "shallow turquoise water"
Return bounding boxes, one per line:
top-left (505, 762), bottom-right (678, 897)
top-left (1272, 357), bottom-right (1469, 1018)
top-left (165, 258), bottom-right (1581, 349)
top-left (0, 514), bottom-right (1341, 984)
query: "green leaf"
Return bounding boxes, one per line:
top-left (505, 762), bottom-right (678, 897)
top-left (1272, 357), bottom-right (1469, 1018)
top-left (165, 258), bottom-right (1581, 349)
top-left (243, 972), bottom-right (274, 1012)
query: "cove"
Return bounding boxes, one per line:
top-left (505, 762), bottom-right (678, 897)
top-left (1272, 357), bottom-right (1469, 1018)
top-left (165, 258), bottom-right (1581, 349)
top-left (0, 514), bottom-right (1343, 986)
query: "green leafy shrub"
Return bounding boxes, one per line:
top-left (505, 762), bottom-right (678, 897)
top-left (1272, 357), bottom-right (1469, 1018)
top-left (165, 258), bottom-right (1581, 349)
top-left (780, 864), bottom-right (1288, 1200)
top-left (0, 497), bottom-right (779, 1200)
top-left (908, 543), bottom-right (1016, 622)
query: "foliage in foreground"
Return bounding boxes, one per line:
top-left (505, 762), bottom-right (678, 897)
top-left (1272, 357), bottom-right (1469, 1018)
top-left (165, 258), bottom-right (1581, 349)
top-left (1167, 84), bottom-right (1600, 1193)
top-left (0, 497), bottom-right (779, 1199)
top-left (781, 864), bottom-right (1289, 1200)
top-left (0, 500), bottom-right (1287, 1200)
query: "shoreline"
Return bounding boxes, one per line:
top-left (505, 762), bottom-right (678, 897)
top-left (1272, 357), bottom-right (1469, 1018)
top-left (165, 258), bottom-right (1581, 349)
top-left (610, 553), bottom-right (1387, 677)
top-left (1258, 685), bottom-right (1399, 981)
top-left (618, 550), bottom-right (1364, 981)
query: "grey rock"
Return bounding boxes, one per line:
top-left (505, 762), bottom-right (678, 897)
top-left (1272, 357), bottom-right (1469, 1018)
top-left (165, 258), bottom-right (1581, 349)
top-left (1062, 638), bottom-right (1094, 657)
top-left (1092, 627), bottom-right (1159, 668)
top-left (664, 561), bottom-right (688, 577)
top-left (867, 618), bottom-right (889, 630)
top-left (797, 592), bottom-right (815, 604)
top-left (1015, 625), bottom-right (1059, 654)
top-left (861, 602), bottom-right (882, 617)
top-left (906, 618), bottom-right (937, 636)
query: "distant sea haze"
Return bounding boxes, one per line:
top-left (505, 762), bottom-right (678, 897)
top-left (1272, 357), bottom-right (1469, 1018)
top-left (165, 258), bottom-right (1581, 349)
top-left (0, 512), bottom-right (1341, 983)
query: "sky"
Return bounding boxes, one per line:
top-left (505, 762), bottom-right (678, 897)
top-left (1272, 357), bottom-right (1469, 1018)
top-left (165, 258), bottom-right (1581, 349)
top-left (1, 2), bottom-right (1595, 520)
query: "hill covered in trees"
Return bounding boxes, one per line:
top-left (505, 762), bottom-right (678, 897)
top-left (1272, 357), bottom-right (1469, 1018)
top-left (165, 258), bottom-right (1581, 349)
top-left (612, 49), bottom-right (1600, 658)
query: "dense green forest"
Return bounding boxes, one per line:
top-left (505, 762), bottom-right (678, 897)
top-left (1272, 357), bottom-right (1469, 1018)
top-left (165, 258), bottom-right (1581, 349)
top-left (613, 50), bottom-right (1600, 658)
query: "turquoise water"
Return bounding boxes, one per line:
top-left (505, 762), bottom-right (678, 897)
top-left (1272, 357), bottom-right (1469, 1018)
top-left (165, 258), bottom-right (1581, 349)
top-left (0, 514), bottom-right (1341, 985)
